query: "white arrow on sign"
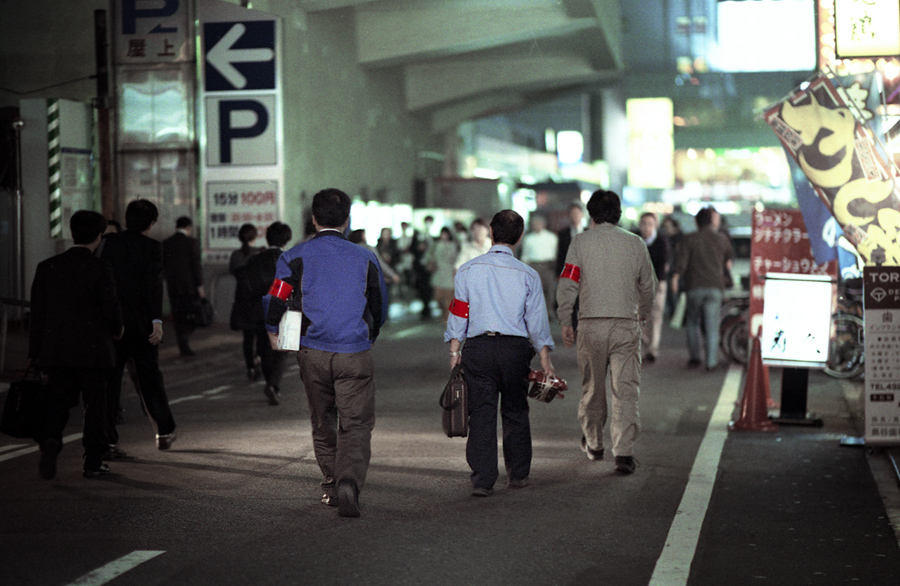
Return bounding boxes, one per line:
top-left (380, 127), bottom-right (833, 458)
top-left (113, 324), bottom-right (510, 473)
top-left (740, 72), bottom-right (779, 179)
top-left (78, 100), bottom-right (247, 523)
top-left (207, 23), bottom-right (274, 90)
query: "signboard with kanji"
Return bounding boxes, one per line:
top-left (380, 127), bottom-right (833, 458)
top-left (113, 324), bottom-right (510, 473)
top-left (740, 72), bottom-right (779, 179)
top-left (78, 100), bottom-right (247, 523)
top-left (206, 181), bottom-right (279, 262)
top-left (749, 209), bottom-right (839, 339)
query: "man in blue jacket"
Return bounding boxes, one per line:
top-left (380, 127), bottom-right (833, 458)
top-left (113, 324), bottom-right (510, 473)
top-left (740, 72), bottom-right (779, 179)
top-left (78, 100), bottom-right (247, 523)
top-left (263, 188), bottom-right (388, 517)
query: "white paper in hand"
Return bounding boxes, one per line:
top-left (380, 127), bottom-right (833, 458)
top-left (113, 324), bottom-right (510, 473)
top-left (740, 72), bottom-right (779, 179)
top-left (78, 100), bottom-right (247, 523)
top-left (277, 310), bottom-right (302, 351)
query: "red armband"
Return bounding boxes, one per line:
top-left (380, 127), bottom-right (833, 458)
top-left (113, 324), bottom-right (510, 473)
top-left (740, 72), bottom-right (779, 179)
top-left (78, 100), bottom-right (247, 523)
top-left (560, 263), bottom-right (581, 283)
top-left (267, 279), bottom-right (294, 301)
top-left (449, 298), bottom-right (469, 318)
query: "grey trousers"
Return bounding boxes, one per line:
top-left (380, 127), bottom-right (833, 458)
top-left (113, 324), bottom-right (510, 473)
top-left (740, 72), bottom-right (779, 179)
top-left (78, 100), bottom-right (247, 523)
top-left (576, 318), bottom-right (642, 457)
top-left (298, 347), bottom-right (376, 491)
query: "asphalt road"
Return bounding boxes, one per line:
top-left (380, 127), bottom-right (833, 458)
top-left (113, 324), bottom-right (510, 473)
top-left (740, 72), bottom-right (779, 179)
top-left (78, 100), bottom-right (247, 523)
top-left (1, 316), bottom-right (899, 586)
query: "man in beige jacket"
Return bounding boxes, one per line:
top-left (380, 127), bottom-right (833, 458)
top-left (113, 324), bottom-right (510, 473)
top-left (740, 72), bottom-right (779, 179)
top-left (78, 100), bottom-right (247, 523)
top-left (556, 190), bottom-right (656, 474)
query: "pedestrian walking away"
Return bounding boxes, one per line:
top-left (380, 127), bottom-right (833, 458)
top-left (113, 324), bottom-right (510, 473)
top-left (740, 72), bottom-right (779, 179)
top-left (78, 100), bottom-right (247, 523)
top-left (670, 207), bottom-right (734, 371)
top-left (162, 216), bottom-right (205, 358)
top-left (445, 209), bottom-right (556, 497)
top-left (263, 188), bottom-right (388, 518)
top-left (28, 211), bottom-right (125, 479)
top-left (229, 223), bottom-right (265, 381)
top-left (101, 199), bottom-right (178, 452)
top-left (556, 190), bottom-right (656, 475)
top-left (234, 222), bottom-right (293, 405)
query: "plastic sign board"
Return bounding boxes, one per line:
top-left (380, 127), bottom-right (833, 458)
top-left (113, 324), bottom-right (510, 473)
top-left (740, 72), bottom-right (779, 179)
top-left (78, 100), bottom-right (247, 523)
top-left (115, 0), bottom-right (191, 64)
top-left (206, 181), bottom-right (278, 255)
top-left (834, 0), bottom-right (900, 59)
top-left (205, 96), bottom-right (277, 166)
top-left (204, 21), bottom-right (275, 91)
top-left (199, 0), bottom-right (283, 257)
top-left (864, 266), bottom-right (900, 445)
top-left (760, 273), bottom-right (834, 368)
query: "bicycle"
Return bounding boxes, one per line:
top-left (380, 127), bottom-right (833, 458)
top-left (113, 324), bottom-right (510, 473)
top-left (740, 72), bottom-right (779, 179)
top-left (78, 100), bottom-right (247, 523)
top-left (720, 292), bottom-right (750, 365)
top-left (824, 277), bottom-right (865, 380)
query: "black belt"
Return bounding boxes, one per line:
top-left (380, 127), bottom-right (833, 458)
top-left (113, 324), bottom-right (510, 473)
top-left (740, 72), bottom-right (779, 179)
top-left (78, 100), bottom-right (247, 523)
top-left (473, 331), bottom-right (525, 339)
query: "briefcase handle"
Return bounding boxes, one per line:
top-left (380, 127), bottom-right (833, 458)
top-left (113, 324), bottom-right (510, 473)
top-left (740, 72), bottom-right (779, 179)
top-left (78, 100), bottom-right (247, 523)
top-left (439, 364), bottom-right (465, 410)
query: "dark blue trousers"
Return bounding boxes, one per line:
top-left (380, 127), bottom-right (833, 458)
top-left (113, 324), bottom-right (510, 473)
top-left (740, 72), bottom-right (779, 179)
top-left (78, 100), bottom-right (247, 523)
top-left (461, 335), bottom-right (533, 489)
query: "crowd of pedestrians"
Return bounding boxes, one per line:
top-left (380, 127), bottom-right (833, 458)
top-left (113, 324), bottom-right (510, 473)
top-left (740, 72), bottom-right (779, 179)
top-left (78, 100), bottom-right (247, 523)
top-left (23, 188), bottom-right (735, 519)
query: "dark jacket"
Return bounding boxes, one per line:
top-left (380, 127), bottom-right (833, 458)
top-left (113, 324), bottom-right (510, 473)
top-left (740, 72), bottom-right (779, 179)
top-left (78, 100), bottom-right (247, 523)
top-left (646, 234), bottom-right (670, 282)
top-left (163, 231), bottom-right (203, 297)
top-left (232, 247), bottom-right (281, 330)
top-left (100, 230), bottom-right (164, 336)
top-left (29, 247), bottom-right (124, 369)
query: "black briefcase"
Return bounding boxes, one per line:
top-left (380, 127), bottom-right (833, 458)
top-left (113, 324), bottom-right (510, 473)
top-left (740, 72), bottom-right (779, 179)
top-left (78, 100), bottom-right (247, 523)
top-left (439, 364), bottom-right (468, 438)
top-left (0, 367), bottom-right (48, 439)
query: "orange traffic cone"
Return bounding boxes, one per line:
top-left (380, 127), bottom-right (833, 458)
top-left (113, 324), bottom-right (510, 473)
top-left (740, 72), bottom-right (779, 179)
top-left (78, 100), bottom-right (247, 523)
top-left (729, 332), bottom-right (778, 432)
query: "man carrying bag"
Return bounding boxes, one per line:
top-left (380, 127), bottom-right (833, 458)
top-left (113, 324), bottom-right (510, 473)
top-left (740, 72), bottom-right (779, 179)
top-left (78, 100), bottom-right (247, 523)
top-left (444, 210), bottom-right (556, 497)
top-left (27, 210), bottom-right (124, 479)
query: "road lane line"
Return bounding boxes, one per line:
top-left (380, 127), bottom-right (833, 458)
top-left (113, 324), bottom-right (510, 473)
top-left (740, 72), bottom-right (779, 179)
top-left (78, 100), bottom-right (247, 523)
top-left (170, 385), bottom-right (232, 405)
top-left (649, 364), bottom-right (743, 586)
top-left (0, 444), bottom-right (28, 454)
top-left (0, 433), bottom-right (82, 463)
top-left (203, 385), bottom-right (230, 395)
top-left (65, 550), bottom-right (165, 586)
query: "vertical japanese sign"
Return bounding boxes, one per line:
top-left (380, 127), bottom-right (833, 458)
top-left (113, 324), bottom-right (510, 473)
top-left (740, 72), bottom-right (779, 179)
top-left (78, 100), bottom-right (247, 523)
top-left (748, 209), bottom-right (838, 338)
top-left (864, 266), bottom-right (900, 445)
top-left (199, 0), bottom-right (283, 263)
top-left (765, 75), bottom-right (900, 267)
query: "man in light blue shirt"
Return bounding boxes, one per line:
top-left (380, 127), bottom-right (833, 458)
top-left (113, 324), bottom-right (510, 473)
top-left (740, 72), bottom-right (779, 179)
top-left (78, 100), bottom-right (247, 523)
top-left (445, 210), bottom-right (555, 497)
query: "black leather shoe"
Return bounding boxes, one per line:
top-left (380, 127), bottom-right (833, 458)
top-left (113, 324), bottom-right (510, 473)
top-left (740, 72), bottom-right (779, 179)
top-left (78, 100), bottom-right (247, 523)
top-left (337, 479), bottom-right (360, 517)
top-left (83, 463), bottom-right (111, 478)
top-left (156, 432), bottom-right (177, 450)
top-left (471, 486), bottom-right (494, 497)
top-left (39, 439), bottom-right (60, 480)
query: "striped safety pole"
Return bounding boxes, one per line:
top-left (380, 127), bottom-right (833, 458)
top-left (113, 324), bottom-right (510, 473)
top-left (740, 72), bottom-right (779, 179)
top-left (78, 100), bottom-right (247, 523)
top-left (48, 98), bottom-right (62, 238)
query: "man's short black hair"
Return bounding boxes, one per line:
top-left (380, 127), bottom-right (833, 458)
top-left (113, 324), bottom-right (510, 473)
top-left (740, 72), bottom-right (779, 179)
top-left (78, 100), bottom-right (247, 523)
top-left (176, 216), bottom-right (192, 229)
top-left (586, 190), bottom-right (621, 225)
top-left (490, 210), bottom-right (524, 246)
top-left (265, 221), bottom-right (293, 247)
top-left (124, 199), bottom-right (159, 232)
top-left (695, 207), bottom-right (714, 229)
top-left (70, 210), bottom-right (107, 245)
top-left (311, 188), bottom-right (351, 229)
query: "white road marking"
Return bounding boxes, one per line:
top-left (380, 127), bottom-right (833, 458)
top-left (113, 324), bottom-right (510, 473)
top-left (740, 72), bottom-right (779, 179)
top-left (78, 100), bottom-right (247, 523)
top-left (170, 385), bottom-right (231, 404)
top-left (65, 550), bottom-right (165, 586)
top-left (0, 433), bottom-right (82, 462)
top-left (0, 443), bottom-right (28, 454)
top-left (649, 364), bottom-right (743, 586)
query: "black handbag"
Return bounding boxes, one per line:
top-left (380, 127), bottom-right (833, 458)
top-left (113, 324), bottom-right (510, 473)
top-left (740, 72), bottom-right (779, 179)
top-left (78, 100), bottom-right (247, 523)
top-left (439, 364), bottom-right (468, 438)
top-left (0, 366), bottom-right (48, 439)
top-left (187, 297), bottom-right (215, 328)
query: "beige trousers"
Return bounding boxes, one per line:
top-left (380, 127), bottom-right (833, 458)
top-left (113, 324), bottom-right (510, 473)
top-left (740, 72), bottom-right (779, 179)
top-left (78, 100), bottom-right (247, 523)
top-left (576, 318), bottom-right (642, 457)
top-left (641, 280), bottom-right (667, 356)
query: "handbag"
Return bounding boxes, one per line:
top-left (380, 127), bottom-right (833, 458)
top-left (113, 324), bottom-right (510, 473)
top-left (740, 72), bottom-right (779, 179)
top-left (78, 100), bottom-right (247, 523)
top-left (439, 364), bottom-right (468, 438)
top-left (187, 297), bottom-right (215, 328)
top-left (0, 366), bottom-right (48, 439)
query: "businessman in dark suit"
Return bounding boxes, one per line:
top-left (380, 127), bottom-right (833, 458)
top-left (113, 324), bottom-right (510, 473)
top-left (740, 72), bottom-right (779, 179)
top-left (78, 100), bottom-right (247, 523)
top-left (555, 202), bottom-right (586, 278)
top-left (101, 199), bottom-right (178, 451)
top-left (29, 210), bottom-right (124, 479)
top-left (162, 216), bottom-right (205, 357)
